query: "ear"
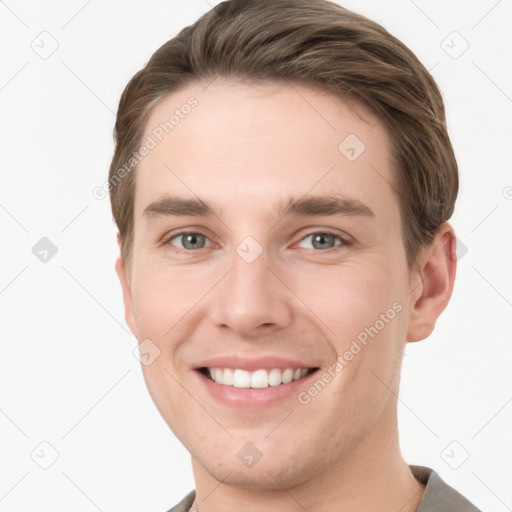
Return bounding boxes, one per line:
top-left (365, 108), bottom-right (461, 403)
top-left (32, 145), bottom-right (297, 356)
top-left (114, 232), bottom-right (138, 339)
top-left (406, 222), bottom-right (457, 343)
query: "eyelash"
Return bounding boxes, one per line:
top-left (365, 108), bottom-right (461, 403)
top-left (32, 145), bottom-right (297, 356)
top-left (162, 229), bottom-right (353, 254)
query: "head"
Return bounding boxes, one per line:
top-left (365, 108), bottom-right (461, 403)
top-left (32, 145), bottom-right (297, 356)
top-left (110, 0), bottom-right (458, 492)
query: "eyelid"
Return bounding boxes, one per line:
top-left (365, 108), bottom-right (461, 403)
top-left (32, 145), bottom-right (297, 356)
top-left (162, 227), bottom-right (354, 253)
top-left (295, 228), bottom-right (354, 249)
top-left (163, 230), bottom-right (214, 250)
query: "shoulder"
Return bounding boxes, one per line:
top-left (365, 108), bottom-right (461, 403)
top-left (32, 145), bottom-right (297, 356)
top-left (411, 465), bottom-right (481, 512)
top-left (163, 490), bottom-right (196, 512)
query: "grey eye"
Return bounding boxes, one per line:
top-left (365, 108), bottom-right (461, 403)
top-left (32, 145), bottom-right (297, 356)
top-left (311, 233), bottom-right (337, 250)
top-left (299, 233), bottom-right (342, 250)
top-left (171, 233), bottom-right (209, 250)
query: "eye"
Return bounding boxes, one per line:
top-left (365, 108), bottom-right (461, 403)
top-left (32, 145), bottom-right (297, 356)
top-left (163, 229), bottom-right (352, 253)
top-left (297, 231), bottom-right (351, 251)
top-left (166, 232), bottom-right (211, 251)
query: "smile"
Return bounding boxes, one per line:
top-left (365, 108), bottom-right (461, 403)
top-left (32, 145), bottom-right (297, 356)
top-left (200, 367), bottom-right (318, 388)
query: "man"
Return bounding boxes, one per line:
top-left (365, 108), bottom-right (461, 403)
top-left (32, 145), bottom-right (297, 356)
top-left (108, 0), bottom-right (480, 510)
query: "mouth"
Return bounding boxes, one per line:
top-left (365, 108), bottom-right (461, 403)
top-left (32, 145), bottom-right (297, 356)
top-left (197, 366), bottom-right (320, 388)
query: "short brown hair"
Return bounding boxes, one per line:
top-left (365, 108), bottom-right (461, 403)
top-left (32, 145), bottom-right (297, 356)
top-left (108, 0), bottom-right (458, 274)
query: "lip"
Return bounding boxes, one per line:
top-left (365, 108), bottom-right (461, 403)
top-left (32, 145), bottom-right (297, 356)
top-left (193, 366), bottom-right (320, 408)
top-left (194, 355), bottom-right (318, 372)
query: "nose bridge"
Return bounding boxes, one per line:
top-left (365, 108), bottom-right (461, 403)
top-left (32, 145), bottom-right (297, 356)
top-left (210, 240), bottom-right (292, 335)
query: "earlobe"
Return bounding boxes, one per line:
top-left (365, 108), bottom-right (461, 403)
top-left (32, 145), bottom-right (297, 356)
top-left (114, 235), bottom-right (138, 339)
top-left (406, 223), bottom-right (457, 343)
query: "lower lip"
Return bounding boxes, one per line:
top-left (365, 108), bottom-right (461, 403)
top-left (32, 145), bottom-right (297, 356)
top-left (194, 369), bottom-right (319, 408)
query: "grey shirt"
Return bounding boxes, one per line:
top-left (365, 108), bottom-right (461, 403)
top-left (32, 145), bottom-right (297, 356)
top-left (165, 465), bottom-right (481, 512)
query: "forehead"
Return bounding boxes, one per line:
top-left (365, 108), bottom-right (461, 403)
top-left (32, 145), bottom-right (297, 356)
top-left (134, 79), bottom-right (395, 222)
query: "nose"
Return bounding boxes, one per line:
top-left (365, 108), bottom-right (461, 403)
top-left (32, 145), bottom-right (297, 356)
top-left (209, 245), bottom-right (293, 338)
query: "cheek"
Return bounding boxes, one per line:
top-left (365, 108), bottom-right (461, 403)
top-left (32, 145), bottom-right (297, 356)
top-left (131, 264), bottom-right (201, 332)
top-left (301, 261), bottom-right (405, 336)
top-left (131, 280), bottom-right (170, 341)
top-left (130, 263), bottom-right (220, 368)
top-left (299, 260), bottom-right (408, 396)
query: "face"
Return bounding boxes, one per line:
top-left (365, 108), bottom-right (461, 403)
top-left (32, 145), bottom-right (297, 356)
top-left (117, 79), bottom-right (422, 489)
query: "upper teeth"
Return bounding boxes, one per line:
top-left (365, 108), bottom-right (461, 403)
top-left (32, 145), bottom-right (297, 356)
top-left (207, 367), bottom-right (309, 388)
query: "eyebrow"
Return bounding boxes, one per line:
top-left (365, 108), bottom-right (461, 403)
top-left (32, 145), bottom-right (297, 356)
top-left (142, 194), bottom-right (374, 220)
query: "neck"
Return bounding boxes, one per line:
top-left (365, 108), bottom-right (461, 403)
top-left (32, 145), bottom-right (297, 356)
top-left (190, 399), bottom-right (425, 512)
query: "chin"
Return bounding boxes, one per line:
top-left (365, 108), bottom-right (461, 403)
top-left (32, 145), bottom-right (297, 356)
top-left (198, 450), bottom-right (320, 491)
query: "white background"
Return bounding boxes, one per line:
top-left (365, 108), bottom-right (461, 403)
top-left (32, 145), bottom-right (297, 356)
top-left (1, 1), bottom-right (511, 511)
